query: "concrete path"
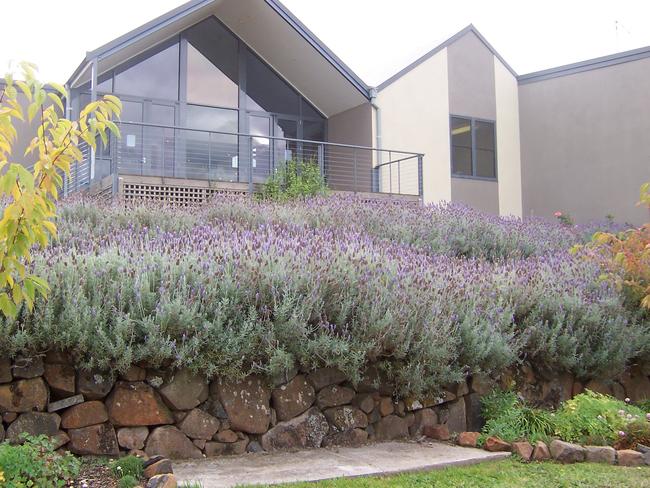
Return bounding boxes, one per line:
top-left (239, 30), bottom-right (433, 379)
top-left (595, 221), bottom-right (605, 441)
top-left (174, 441), bottom-right (510, 487)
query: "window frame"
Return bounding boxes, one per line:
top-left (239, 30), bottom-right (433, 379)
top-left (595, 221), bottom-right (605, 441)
top-left (449, 115), bottom-right (498, 181)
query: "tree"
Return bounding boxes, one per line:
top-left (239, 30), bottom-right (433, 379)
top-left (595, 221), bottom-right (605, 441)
top-left (0, 62), bottom-right (121, 317)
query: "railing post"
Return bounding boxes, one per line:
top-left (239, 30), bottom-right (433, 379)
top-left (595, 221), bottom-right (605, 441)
top-left (417, 154), bottom-right (424, 199)
top-left (398, 159), bottom-right (401, 195)
top-left (353, 148), bottom-right (358, 193)
top-left (389, 151), bottom-right (393, 195)
top-left (318, 143), bottom-right (324, 182)
top-left (208, 132), bottom-right (212, 179)
top-left (112, 128), bottom-right (119, 196)
top-left (248, 135), bottom-right (254, 195)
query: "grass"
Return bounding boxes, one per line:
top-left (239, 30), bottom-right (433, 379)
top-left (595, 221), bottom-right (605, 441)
top-left (253, 459), bottom-right (650, 488)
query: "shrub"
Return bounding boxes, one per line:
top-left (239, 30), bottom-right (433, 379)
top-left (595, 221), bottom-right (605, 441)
top-left (614, 419), bottom-right (650, 450)
top-left (574, 183), bottom-right (650, 316)
top-left (0, 435), bottom-right (80, 487)
top-left (480, 390), bottom-right (554, 443)
top-left (118, 475), bottom-right (140, 488)
top-left (260, 160), bottom-right (327, 201)
top-left (553, 390), bottom-right (645, 445)
top-left (110, 455), bottom-right (144, 479)
top-left (0, 196), bottom-right (647, 397)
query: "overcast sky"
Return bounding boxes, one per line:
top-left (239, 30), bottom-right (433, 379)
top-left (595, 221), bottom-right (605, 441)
top-left (2, 0), bottom-right (649, 86)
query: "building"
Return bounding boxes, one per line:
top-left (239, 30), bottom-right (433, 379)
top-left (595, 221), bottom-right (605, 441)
top-left (61, 0), bottom-right (649, 223)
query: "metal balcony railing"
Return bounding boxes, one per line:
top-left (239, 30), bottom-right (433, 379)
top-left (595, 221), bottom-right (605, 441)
top-left (67, 121), bottom-right (424, 198)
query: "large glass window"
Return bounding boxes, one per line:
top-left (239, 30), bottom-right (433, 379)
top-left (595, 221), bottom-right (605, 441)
top-left (184, 104), bottom-right (238, 181)
top-left (245, 49), bottom-right (300, 116)
top-left (451, 116), bottom-right (496, 179)
top-left (185, 17), bottom-right (238, 108)
top-left (114, 41), bottom-right (180, 100)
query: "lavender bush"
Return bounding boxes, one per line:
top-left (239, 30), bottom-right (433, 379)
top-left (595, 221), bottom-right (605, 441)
top-left (0, 195), bottom-right (647, 396)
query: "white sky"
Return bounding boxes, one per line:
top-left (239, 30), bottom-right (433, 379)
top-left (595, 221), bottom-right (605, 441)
top-left (2, 0), bottom-right (650, 86)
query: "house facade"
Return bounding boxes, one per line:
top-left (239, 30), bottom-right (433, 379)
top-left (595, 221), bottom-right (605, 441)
top-left (62, 0), bottom-right (650, 223)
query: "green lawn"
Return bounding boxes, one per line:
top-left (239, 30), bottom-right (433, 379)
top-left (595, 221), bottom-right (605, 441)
top-left (255, 459), bottom-right (650, 488)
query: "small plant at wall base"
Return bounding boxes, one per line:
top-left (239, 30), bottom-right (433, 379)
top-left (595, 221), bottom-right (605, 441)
top-left (0, 434), bottom-right (80, 487)
top-left (260, 159), bottom-right (327, 201)
top-left (0, 62), bottom-right (121, 318)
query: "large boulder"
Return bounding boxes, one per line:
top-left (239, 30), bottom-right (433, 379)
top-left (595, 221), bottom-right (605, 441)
top-left (177, 409), bottom-right (220, 440)
top-left (322, 428), bottom-right (368, 448)
top-left (620, 370), bottom-right (650, 403)
top-left (68, 423), bottom-right (120, 456)
top-left (445, 397), bottom-right (467, 433)
top-left (13, 356), bottom-right (44, 379)
top-left (585, 445), bottom-right (616, 464)
top-left (307, 368), bottom-right (347, 391)
top-left (77, 371), bottom-right (115, 400)
top-left (374, 415), bottom-right (408, 441)
top-left (106, 382), bottom-right (174, 427)
top-left (216, 376), bottom-right (271, 434)
top-left (532, 441), bottom-right (551, 461)
top-left (618, 449), bottom-right (644, 466)
top-left (117, 427), bottom-right (150, 450)
top-left (549, 440), bottom-right (585, 463)
top-left (61, 401), bottom-right (108, 429)
top-left (323, 406), bottom-right (368, 432)
top-left (464, 393), bottom-right (485, 432)
top-left (271, 375), bottom-right (315, 421)
top-left (410, 408), bottom-right (438, 437)
top-left (261, 407), bottom-right (329, 451)
top-left (145, 426), bottom-right (203, 459)
top-left (204, 438), bottom-right (248, 456)
top-left (0, 358), bottom-right (12, 384)
top-left (0, 378), bottom-right (48, 413)
top-left (512, 441), bottom-right (534, 461)
top-left (159, 369), bottom-right (209, 411)
top-left (6, 412), bottom-right (61, 443)
top-left (43, 363), bottom-right (76, 398)
top-left (316, 385), bottom-right (355, 409)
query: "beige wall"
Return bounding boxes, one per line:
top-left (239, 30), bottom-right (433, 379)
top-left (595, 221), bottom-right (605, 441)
top-left (327, 102), bottom-right (374, 192)
top-left (494, 59), bottom-right (523, 217)
top-left (519, 58), bottom-right (650, 224)
top-left (451, 178), bottom-right (499, 214)
top-left (446, 31), bottom-right (500, 214)
top-left (377, 48), bottom-right (451, 203)
top-left (447, 32), bottom-right (496, 120)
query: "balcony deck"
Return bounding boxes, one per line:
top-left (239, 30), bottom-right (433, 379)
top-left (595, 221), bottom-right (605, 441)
top-left (68, 121), bottom-right (424, 204)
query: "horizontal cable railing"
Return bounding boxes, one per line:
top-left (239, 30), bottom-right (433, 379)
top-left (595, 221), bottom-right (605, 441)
top-left (95, 121), bottom-right (423, 198)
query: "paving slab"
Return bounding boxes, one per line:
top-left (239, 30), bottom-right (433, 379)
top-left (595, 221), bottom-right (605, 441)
top-left (174, 440), bottom-right (510, 487)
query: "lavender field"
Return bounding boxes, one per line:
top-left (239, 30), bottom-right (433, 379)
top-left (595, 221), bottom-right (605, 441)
top-left (1, 195), bottom-right (647, 396)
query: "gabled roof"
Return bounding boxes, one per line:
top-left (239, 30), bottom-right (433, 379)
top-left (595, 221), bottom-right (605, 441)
top-left (518, 44), bottom-right (650, 84)
top-left (66, 0), bottom-right (371, 109)
top-left (378, 24), bottom-right (518, 91)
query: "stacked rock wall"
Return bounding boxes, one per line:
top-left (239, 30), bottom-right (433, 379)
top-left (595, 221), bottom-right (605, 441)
top-left (1, 353), bottom-right (649, 458)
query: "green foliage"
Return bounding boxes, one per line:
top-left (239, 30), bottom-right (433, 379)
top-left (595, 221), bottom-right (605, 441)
top-left (0, 434), bottom-right (80, 488)
top-left (180, 482), bottom-right (205, 488)
top-left (614, 418), bottom-right (650, 449)
top-left (262, 459), bottom-right (650, 488)
top-left (260, 160), bottom-right (327, 201)
top-left (636, 399), bottom-right (650, 412)
top-left (110, 455), bottom-right (144, 479)
top-left (118, 475), bottom-right (140, 488)
top-left (553, 390), bottom-right (645, 445)
top-left (0, 62), bottom-right (121, 318)
top-left (480, 390), bottom-right (554, 443)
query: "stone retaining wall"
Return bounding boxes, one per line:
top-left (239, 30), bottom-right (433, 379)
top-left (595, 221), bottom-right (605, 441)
top-left (0, 353), bottom-right (649, 459)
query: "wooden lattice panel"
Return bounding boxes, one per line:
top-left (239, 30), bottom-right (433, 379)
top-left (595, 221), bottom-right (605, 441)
top-left (121, 182), bottom-right (246, 204)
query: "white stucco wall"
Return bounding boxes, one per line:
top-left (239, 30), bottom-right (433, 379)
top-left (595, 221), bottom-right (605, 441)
top-left (376, 49), bottom-right (451, 203)
top-left (494, 58), bottom-right (523, 217)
